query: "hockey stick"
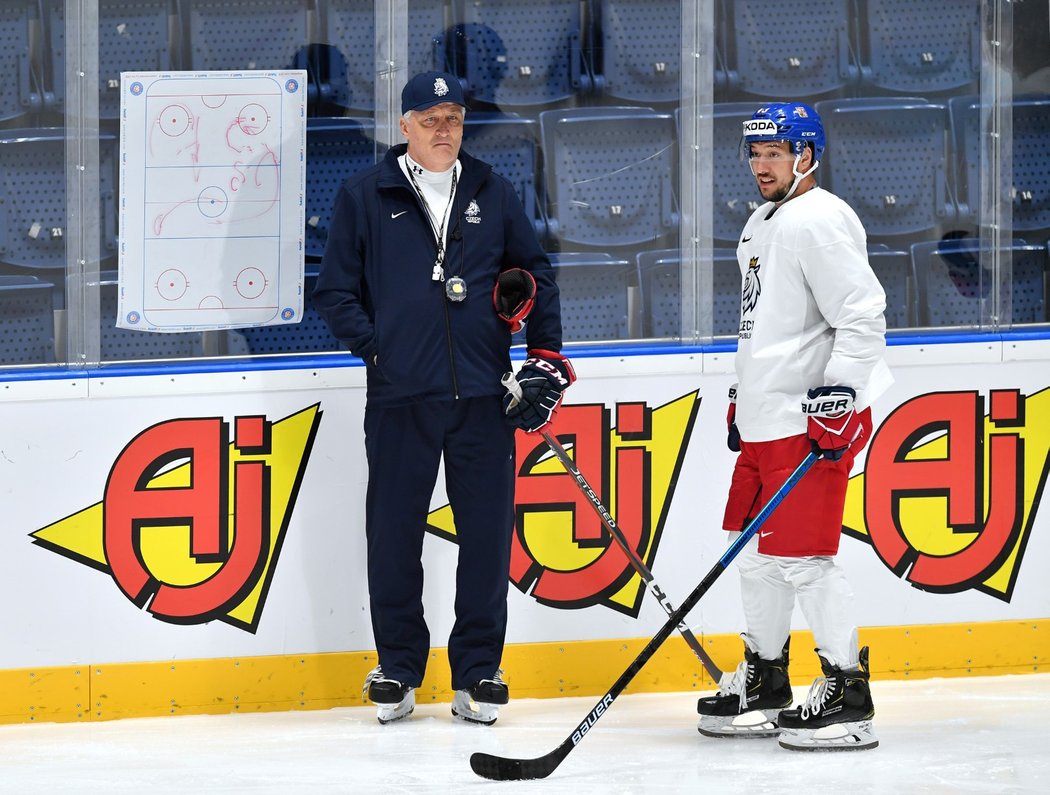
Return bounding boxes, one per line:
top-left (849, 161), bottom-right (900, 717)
top-left (501, 372), bottom-right (721, 679)
top-left (470, 450), bottom-right (819, 781)
top-left (536, 427), bottom-right (723, 682)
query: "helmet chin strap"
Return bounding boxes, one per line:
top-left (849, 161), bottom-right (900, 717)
top-left (777, 153), bottom-right (820, 205)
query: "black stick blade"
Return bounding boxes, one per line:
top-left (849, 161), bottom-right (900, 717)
top-left (470, 747), bottom-right (566, 781)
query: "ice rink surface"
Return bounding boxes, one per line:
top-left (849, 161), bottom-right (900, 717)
top-left (1, 673), bottom-right (1046, 794)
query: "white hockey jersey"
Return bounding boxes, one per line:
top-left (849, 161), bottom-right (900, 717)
top-left (734, 186), bottom-right (894, 442)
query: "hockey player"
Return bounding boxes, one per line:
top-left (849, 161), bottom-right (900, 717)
top-left (696, 102), bottom-right (893, 751)
top-left (314, 72), bottom-right (571, 725)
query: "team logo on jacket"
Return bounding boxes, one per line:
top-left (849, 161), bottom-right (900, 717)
top-left (741, 256), bottom-right (762, 316)
top-left (465, 199), bottom-right (481, 224)
top-left (433, 77), bottom-right (449, 97)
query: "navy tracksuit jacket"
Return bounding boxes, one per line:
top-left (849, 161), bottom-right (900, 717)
top-left (314, 143), bottom-right (563, 689)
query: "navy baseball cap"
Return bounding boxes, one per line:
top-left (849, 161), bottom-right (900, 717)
top-left (401, 71), bottom-right (466, 114)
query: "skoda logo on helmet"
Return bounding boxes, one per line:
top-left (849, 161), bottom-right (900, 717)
top-left (742, 118), bottom-right (778, 137)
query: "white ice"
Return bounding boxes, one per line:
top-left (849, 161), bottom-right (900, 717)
top-left (0, 674), bottom-right (1047, 794)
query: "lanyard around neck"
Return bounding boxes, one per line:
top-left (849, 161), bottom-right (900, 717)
top-left (406, 158), bottom-right (458, 270)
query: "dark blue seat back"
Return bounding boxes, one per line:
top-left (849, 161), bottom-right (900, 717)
top-left (0, 275), bottom-right (55, 364)
top-left (726, 0), bottom-right (857, 100)
top-left (463, 113), bottom-right (543, 238)
top-left (867, 245), bottom-right (913, 328)
top-left (0, 129), bottom-right (117, 271)
top-left (321, 0), bottom-right (449, 113)
top-left (637, 248), bottom-right (740, 338)
top-left (817, 99), bottom-right (955, 239)
top-left (459, 0), bottom-right (590, 109)
top-left (540, 107), bottom-right (677, 248)
top-left (598, 0), bottom-right (681, 105)
top-left (47, 0), bottom-right (174, 120)
top-left (182, 0), bottom-right (308, 71)
top-left (0, 2), bottom-right (41, 123)
top-left (551, 253), bottom-right (633, 340)
top-left (911, 239), bottom-right (1048, 327)
top-left (860, 0), bottom-right (980, 95)
top-left (949, 95), bottom-right (1050, 233)
top-left (305, 117), bottom-right (376, 260)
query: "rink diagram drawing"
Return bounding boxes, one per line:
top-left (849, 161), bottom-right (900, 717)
top-left (119, 71), bottom-right (306, 331)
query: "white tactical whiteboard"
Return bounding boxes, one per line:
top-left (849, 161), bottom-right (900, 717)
top-left (118, 71), bottom-right (307, 332)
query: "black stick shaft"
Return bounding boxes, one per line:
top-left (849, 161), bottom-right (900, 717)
top-left (470, 452), bottom-right (818, 781)
top-left (540, 429), bottom-right (722, 682)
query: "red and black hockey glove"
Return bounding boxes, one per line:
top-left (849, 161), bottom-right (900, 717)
top-left (802, 386), bottom-right (867, 460)
top-left (493, 268), bottom-right (536, 333)
top-left (502, 349), bottom-right (576, 432)
top-left (726, 383), bottom-right (740, 452)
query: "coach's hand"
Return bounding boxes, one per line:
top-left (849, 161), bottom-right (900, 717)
top-left (502, 350), bottom-right (576, 433)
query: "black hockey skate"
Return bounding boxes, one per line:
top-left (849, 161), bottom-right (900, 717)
top-left (452, 669), bottom-right (509, 725)
top-left (778, 646), bottom-right (878, 751)
top-left (697, 638), bottom-right (792, 738)
top-left (363, 665), bottom-right (415, 724)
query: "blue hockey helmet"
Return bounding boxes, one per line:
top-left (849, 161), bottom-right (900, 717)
top-left (739, 102), bottom-right (826, 164)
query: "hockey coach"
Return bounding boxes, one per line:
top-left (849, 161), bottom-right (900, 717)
top-left (314, 71), bottom-right (573, 725)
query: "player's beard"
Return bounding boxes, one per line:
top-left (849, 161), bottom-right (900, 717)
top-left (760, 179), bottom-right (792, 203)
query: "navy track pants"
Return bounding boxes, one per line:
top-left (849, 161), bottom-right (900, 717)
top-left (363, 395), bottom-right (516, 690)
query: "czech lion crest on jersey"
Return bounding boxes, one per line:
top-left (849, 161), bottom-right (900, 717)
top-left (741, 256), bottom-right (762, 314)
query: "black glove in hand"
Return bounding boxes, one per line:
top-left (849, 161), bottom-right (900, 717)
top-left (802, 385), bottom-right (865, 460)
top-left (503, 349), bottom-right (576, 432)
top-left (726, 383), bottom-right (740, 452)
top-left (493, 268), bottom-right (537, 334)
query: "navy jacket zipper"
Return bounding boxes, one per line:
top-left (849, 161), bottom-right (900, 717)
top-left (405, 178), bottom-right (461, 400)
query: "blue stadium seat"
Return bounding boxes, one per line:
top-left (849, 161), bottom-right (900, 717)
top-left (305, 117), bottom-right (376, 260)
top-left (950, 95), bottom-right (1050, 233)
top-left (636, 248), bottom-right (740, 338)
top-left (45, 0), bottom-right (174, 120)
top-left (596, 0), bottom-right (681, 105)
top-left (181, 0), bottom-right (308, 72)
top-left (458, 0), bottom-right (592, 110)
top-left (550, 253), bottom-right (633, 341)
top-left (463, 113), bottom-right (545, 239)
top-left (92, 270), bottom-right (205, 360)
top-left (704, 102), bottom-right (769, 243)
top-left (0, 129), bottom-right (117, 271)
top-left (540, 107), bottom-right (677, 249)
top-left (859, 0), bottom-right (980, 96)
top-left (724, 0), bottom-right (859, 101)
top-left (229, 268), bottom-right (343, 354)
top-left (320, 0), bottom-right (450, 114)
top-left (910, 239), bottom-right (1048, 327)
top-left (867, 244), bottom-right (913, 328)
top-left (0, 275), bottom-right (55, 364)
top-left (947, 94), bottom-right (979, 224)
top-left (816, 98), bottom-right (955, 239)
top-left (0, 1), bottom-right (46, 122)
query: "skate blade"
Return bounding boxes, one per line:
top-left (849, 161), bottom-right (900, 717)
top-left (698, 709), bottom-right (781, 739)
top-left (778, 720), bottom-right (879, 751)
top-left (451, 692), bottom-right (500, 725)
